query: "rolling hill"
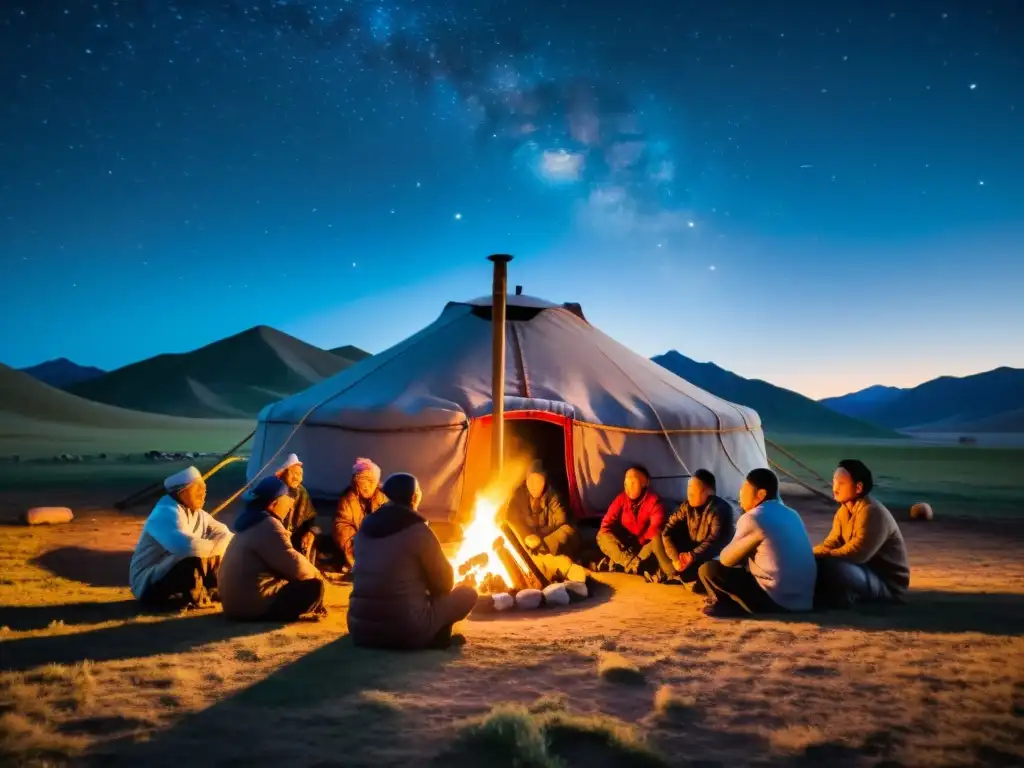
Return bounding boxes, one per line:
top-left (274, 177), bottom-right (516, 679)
top-left (20, 358), bottom-right (106, 388)
top-left (819, 384), bottom-right (905, 419)
top-left (68, 325), bottom-right (354, 419)
top-left (0, 363), bottom-right (251, 458)
top-left (831, 367), bottom-right (1024, 432)
top-left (652, 351), bottom-right (897, 438)
top-left (330, 344), bottom-right (371, 363)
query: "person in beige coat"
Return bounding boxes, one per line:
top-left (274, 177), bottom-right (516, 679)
top-left (219, 476), bottom-right (326, 622)
top-left (347, 473), bottom-right (478, 650)
top-left (814, 459), bottom-right (910, 607)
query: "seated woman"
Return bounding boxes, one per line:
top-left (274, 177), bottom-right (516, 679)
top-left (505, 461), bottom-right (580, 559)
top-left (219, 476), bottom-right (326, 622)
top-left (330, 457), bottom-right (388, 571)
top-left (347, 473), bottom-right (477, 650)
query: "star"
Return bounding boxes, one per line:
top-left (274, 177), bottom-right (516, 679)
top-left (687, 221), bottom-right (695, 228)
top-left (978, 180), bottom-right (985, 186)
top-left (969, 83), bottom-right (977, 90)
top-left (709, 265), bottom-right (716, 271)
top-left (454, 212), bottom-right (462, 220)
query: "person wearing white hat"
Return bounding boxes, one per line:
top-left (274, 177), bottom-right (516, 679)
top-left (273, 453), bottom-right (321, 562)
top-left (129, 465), bottom-right (233, 609)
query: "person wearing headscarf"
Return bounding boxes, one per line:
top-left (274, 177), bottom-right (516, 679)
top-left (273, 453), bottom-right (320, 561)
top-left (660, 469), bottom-right (736, 589)
top-left (219, 476), bottom-right (326, 622)
top-left (596, 465), bottom-right (674, 577)
top-left (347, 473), bottom-right (478, 650)
top-left (505, 460), bottom-right (580, 559)
top-left (129, 466), bottom-right (233, 609)
top-left (332, 457), bottom-right (388, 569)
top-left (813, 459), bottom-right (910, 607)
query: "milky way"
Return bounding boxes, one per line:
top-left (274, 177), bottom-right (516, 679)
top-left (2, 2), bottom-right (1022, 394)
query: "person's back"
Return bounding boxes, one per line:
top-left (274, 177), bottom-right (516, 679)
top-left (347, 473), bottom-right (476, 649)
top-left (744, 499), bottom-right (816, 612)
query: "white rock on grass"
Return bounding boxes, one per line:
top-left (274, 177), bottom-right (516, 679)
top-left (25, 507), bottom-right (74, 525)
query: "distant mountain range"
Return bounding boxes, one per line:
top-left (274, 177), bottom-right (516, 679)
top-left (19, 358), bottom-right (106, 388)
top-left (652, 351), bottom-right (896, 438)
top-left (818, 367), bottom-right (1024, 433)
top-left (63, 327), bottom-right (368, 419)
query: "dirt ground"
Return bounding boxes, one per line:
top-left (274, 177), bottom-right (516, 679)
top-left (1, 487), bottom-right (1023, 767)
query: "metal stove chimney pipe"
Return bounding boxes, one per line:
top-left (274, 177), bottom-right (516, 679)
top-left (487, 254), bottom-right (513, 478)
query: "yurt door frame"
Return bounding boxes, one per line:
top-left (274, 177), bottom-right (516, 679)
top-left (458, 409), bottom-right (583, 522)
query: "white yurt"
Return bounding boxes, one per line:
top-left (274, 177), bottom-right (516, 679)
top-left (247, 293), bottom-right (768, 522)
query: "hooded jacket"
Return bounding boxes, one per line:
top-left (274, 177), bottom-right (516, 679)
top-left (505, 485), bottom-right (578, 555)
top-left (218, 505), bottom-right (319, 620)
top-left (346, 502), bottom-right (458, 649)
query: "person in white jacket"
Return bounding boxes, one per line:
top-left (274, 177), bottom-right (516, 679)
top-left (697, 468), bottom-right (816, 618)
top-left (129, 466), bottom-right (233, 609)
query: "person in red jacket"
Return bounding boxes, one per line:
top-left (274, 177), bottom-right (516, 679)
top-left (596, 465), bottom-right (674, 577)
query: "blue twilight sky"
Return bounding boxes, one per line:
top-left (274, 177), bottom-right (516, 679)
top-left (1, 1), bottom-right (1021, 399)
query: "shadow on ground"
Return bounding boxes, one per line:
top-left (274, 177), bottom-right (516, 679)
top-left (89, 634), bottom-right (462, 767)
top-left (30, 546), bottom-right (133, 588)
top-left (0, 610), bottom-right (277, 671)
top-left (0, 598), bottom-right (144, 631)
top-left (759, 589), bottom-right (1024, 636)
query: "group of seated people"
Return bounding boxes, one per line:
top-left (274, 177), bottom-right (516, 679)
top-left (588, 459), bottom-right (909, 617)
top-left (128, 449), bottom-right (910, 644)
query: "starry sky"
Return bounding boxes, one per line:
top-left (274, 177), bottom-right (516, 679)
top-left (2, 1), bottom-right (1022, 400)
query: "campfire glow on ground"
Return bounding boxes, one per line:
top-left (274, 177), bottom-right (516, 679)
top-left (449, 492), bottom-right (532, 593)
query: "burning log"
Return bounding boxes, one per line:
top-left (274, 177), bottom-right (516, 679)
top-left (494, 538), bottom-right (528, 591)
top-left (499, 521), bottom-right (551, 589)
top-left (458, 552), bottom-right (489, 577)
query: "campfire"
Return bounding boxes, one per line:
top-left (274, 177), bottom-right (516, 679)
top-left (448, 491), bottom-right (590, 612)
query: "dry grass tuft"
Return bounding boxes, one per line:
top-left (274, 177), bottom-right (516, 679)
top-left (443, 699), bottom-right (668, 767)
top-left (652, 685), bottom-right (696, 718)
top-left (768, 724), bottom-right (831, 753)
top-left (597, 652), bottom-right (645, 685)
top-left (359, 689), bottom-right (406, 713)
top-left (0, 711), bottom-right (89, 766)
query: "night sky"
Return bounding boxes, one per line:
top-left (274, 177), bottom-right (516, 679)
top-left (2, 1), bottom-right (1021, 399)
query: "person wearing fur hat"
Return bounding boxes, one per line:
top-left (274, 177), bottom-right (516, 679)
top-left (347, 472), bottom-right (478, 650)
top-left (813, 459), bottom-right (910, 607)
top-left (219, 476), bottom-right (326, 622)
top-left (129, 466), bottom-right (233, 609)
top-left (273, 454), bottom-right (320, 562)
top-left (331, 457), bottom-right (388, 570)
top-left (505, 460), bottom-right (580, 559)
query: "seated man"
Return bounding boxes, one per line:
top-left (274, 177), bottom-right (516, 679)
top-left (505, 461), bottom-right (580, 559)
top-left (698, 468), bottom-right (815, 617)
top-left (219, 476), bottom-right (326, 622)
top-left (274, 453), bottom-right (321, 562)
top-left (813, 459), bottom-right (910, 607)
top-left (129, 466), bottom-right (233, 609)
top-left (596, 465), bottom-right (673, 577)
top-left (347, 473), bottom-right (477, 650)
top-left (331, 457), bottom-right (388, 570)
top-left (661, 469), bottom-right (735, 589)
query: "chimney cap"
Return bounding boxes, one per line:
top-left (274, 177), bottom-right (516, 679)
top-left (515, 285), bottom-right (523, 295)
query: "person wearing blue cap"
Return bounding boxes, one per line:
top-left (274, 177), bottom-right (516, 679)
top-left (219, 476), bottom-right (326, 622)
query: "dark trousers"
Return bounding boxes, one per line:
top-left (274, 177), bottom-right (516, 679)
top-left (259, 579), bottom-right (326, 622)
top-left (597, 528), bottom-right (675, 576)
top-left (140, 556), bottom-right (219, 608)
top-left (698, 560), bottom-right (787, 615)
